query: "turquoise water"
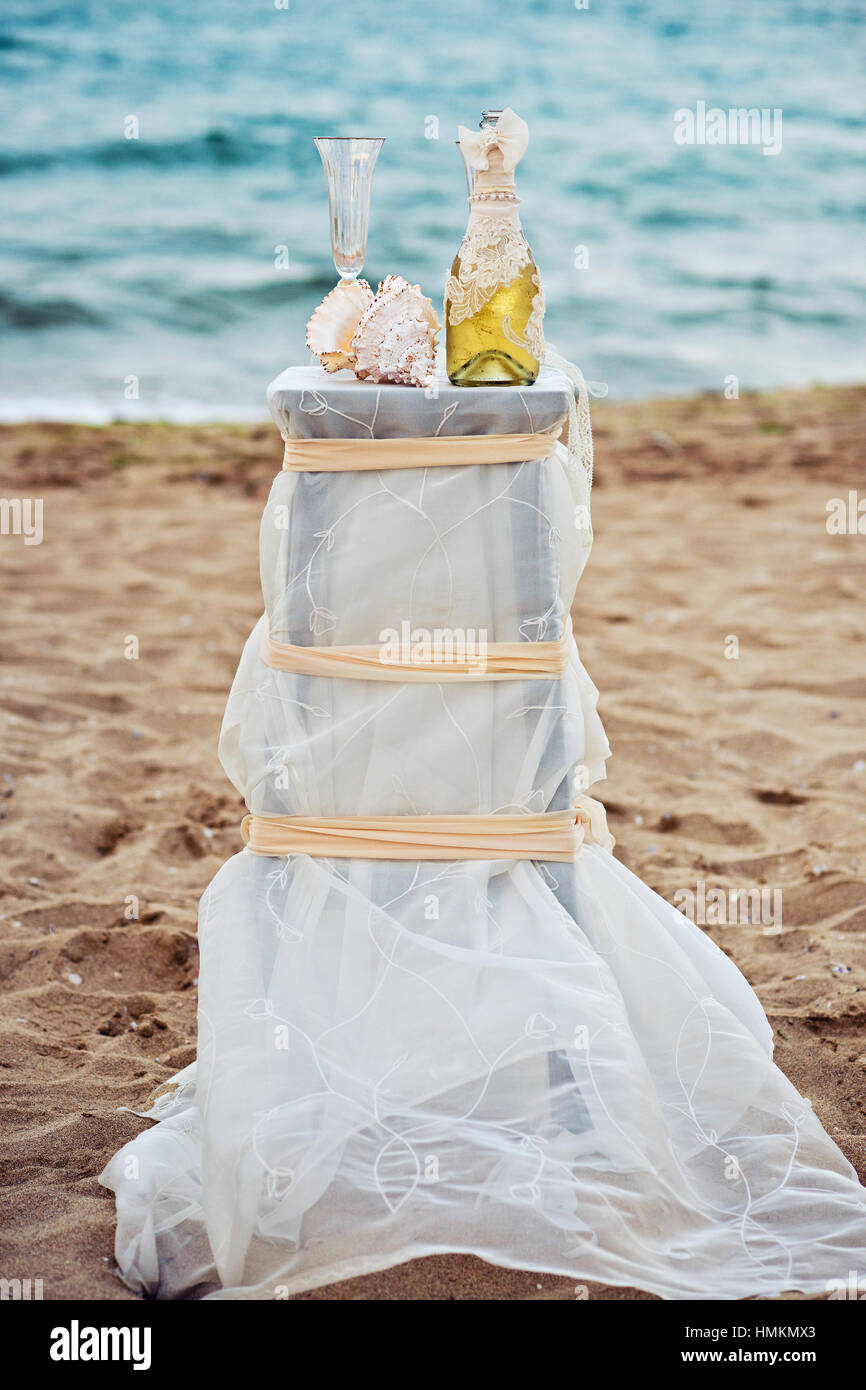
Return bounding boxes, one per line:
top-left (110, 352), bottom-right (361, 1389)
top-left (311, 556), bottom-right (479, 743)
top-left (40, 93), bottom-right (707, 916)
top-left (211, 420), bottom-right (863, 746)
top-left (1, 0), bottom-right (864, 419)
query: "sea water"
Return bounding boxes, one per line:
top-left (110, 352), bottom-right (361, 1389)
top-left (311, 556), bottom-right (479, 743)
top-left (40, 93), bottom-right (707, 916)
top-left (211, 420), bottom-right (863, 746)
top-left (0, 0), bottom-right (863, 420)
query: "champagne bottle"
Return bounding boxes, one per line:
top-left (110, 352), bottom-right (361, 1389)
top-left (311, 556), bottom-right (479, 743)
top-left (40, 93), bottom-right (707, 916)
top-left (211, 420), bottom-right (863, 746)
top-left (445, 108), bottom-right (545, 387)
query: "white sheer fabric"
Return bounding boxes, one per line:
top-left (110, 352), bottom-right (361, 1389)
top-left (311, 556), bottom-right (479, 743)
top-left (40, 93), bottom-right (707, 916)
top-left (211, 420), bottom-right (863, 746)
top-left (100, 367), bottom-right (866, 1300)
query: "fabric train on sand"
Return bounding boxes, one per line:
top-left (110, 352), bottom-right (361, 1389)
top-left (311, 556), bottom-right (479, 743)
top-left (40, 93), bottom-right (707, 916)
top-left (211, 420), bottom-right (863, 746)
top-left (100, 365), bottom-right (866, 1301)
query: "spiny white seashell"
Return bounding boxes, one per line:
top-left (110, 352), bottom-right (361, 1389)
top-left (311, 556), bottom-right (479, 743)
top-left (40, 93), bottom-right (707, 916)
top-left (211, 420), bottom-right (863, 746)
top-left (305, 279), bottom-right (373, 373)
top-left (351, 275), bottom-right (440, 387)
top-left (371, 315), bottom-right (437, 389)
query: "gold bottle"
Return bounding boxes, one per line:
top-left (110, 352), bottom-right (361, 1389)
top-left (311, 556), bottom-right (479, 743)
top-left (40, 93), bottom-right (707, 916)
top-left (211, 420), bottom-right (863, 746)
top-left (445, 108), bottom-right (545, 386)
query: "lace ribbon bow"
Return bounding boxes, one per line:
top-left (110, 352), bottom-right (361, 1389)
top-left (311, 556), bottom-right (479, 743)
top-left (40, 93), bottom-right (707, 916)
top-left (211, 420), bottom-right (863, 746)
top-left (457, 107), bottom-right (529, 173)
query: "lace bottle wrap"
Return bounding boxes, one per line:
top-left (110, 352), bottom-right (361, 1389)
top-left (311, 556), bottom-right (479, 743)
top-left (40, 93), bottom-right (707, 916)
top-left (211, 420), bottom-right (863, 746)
top-left (504, 268), bottom-right (545, 362)
top-left (446, 106), bottom-right (545, 359)
top-left (543, 348), bottom-right (603, 490)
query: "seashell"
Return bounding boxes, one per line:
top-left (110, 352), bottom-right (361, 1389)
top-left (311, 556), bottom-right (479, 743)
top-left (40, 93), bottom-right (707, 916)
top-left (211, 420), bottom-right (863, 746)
top-left (351, 275), bottom-right (440, 387)
top-left (305, 279), bottom-right (373, 373)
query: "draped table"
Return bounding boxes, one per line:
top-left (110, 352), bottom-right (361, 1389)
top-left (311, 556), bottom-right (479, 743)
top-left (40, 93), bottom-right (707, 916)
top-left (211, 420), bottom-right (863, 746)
top-left (100, 365), bottom-right (866, 1301)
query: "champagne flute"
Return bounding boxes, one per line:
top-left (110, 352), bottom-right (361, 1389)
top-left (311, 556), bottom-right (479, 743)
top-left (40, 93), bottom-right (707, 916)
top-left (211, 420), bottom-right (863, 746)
top-left (313, 137), bottom-right (385, 282)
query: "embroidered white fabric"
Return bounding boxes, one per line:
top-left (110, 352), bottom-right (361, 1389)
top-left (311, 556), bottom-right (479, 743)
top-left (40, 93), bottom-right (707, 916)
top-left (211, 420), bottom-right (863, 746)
top-left (100, 366), bottom-right (866, 1300)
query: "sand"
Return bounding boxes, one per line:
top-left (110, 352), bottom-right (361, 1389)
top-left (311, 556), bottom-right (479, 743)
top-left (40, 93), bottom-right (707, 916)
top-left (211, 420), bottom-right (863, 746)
top-left (1, 383), bottom-right (864, 1300)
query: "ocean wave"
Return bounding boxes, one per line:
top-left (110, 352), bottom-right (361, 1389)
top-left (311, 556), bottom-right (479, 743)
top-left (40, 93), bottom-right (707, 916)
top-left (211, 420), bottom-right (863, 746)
top-left (0, 395), bottom-right (271, 426)
top-left (0, 123), bottom-right (323, 179)
top-left (0, 290), bottom-right (103, 330)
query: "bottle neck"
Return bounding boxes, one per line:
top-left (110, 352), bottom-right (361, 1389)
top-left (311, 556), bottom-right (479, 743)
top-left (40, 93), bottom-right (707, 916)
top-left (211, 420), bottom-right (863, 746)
top-left (466, 155), bottom-right (522, 229)
top-left (467, 198), bottom-right (522, 230)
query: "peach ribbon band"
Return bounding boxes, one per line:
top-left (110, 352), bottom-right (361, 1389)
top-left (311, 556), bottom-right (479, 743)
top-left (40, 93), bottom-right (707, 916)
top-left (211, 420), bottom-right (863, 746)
top-left (259, 618), bottom-right (572, 682)
top-left (241, 795), bottom-right (614, 863)
top-left (282, 432), bottom-right (559, 473)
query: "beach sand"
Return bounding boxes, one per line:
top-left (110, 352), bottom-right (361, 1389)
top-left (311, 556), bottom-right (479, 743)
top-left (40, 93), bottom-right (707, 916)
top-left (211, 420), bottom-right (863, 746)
top-left (1, 383), bottom-right (864, 1301)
